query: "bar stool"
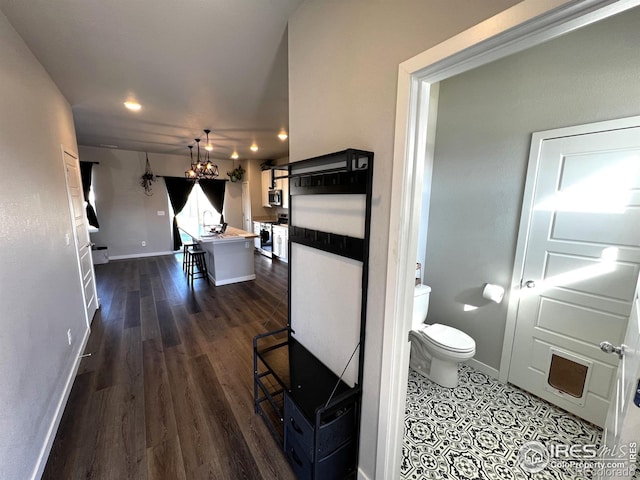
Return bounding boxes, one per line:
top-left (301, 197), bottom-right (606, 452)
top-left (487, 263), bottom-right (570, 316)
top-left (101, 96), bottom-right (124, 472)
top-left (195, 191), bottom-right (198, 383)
top-left (182, 242), bottom-right (199, 272)
top-left (186, 248), bottom-right (210, 288)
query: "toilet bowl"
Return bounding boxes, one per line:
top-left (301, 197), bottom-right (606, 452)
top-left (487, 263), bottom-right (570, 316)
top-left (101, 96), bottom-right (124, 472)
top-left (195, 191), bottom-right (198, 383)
top-left (409, 285), bottom-right (476, 388)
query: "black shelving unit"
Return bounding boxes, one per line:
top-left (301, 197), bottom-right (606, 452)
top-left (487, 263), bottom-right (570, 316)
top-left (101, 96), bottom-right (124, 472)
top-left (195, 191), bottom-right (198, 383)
top-left (254, 149), bottom-right (374, 479)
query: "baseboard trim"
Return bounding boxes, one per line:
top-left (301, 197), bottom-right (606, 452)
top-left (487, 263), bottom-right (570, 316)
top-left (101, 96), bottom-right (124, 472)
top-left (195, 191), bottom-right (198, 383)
top-left (32, 325), bottom-right (90, 480)
top-left (358, 467), bottom-right (372, 480)
top-left (465, 357), bottom-right (500, 379)
top-left (109, 251), bottom-right (175, 260)
top-left (210, 273), bottom-right (256, 286)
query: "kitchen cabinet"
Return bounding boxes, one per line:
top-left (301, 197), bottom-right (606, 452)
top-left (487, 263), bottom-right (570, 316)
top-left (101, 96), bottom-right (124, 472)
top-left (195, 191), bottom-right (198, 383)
top-left (253, 149), bottom-right (374, 479)
top-left (261, 170), bottom-right (273, 207)
top-left (272, 225), bottom-right (288, 262)
top-left (273, 171), bottom-right (289, 209)
top-left (253, 221), bottom-right (261, 250)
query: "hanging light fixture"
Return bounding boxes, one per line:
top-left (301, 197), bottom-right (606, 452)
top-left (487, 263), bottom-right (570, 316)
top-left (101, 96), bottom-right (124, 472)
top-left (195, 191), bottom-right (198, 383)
top-left (185, 129), bottom-right (219, 180)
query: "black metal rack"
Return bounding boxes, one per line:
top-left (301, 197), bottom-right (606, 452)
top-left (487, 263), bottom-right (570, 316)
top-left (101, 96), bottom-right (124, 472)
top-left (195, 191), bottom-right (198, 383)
top-left (254, 149), bottom-right (374, 479)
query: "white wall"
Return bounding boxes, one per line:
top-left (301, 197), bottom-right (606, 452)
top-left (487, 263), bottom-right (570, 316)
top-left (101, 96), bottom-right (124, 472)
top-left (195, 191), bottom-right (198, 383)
top-left (426, 6), bottom-right (640, 371)
top-left (288, 1), bottom-right (520, 477)
top-left (79, 146), bottom-right (240, 258)
top-left (0, 10), bottom-right (87, 479)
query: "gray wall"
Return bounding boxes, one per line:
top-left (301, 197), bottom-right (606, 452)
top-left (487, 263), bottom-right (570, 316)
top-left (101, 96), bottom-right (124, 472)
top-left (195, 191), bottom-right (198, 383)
top-left (288, 0), bottom-right (520, 477)
top-left (240, 157), bottom-right (276, 221)
top-left (79, 146), bottom-right (241, 258)
top-left (425, 7), bottom-right (640, 371)
top-left (0, 10), bottom-right (87, 479)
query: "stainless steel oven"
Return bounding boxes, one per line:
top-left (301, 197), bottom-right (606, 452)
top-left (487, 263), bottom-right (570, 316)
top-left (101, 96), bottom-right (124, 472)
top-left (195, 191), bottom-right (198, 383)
top-left (259, 222), bottom-right (273, 257)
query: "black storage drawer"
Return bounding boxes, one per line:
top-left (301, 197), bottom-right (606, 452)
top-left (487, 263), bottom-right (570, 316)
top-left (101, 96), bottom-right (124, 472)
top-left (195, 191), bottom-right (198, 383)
top-left (286, 430), bottom-right (313, 480)
top-left (285, 394), bottom-right (314, 458)
top-left (285, 392), bottom-right (357, 461)
top-left (316, 439), bottom-right (356, 479)
top-left (285, 426), bottom-right (356, 480)
top-left (317, 404), bottom-right (356, 458)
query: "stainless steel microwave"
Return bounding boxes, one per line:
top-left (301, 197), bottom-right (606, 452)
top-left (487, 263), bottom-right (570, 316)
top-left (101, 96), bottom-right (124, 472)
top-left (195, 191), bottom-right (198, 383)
top-left (268, 189), bottom-right (282, 206)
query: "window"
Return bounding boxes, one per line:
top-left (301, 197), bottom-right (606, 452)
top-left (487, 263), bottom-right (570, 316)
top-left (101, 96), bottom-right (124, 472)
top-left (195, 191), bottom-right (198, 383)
top-left (176, 183), bottom-right (221, 227)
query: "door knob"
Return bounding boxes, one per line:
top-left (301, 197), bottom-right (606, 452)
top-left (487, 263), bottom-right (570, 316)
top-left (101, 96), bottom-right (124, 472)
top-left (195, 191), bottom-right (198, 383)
top-left (599, 341), bottom-right (625, 359)
top-left (524, 280), bottom-right (536, 288)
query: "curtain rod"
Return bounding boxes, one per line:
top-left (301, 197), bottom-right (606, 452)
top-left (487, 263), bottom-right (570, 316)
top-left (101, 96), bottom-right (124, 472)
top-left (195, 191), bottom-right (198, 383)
top-left (155, 175), bottom-right (229, 181)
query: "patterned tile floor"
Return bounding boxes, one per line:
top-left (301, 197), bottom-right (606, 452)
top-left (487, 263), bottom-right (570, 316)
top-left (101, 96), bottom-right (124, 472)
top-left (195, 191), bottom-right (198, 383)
top-left (402, 365), bottom-right (638, 480)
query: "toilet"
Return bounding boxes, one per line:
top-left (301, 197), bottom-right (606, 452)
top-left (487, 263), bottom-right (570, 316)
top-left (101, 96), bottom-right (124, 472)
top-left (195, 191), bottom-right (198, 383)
top-left (409, 285), bottom-right (476, 388)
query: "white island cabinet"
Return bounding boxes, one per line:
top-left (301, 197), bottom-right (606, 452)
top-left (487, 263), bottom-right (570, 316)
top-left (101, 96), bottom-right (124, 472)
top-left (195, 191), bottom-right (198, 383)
top-left (180, 223), bottom-right (258, 286)
top-left (272, 224), bottom-right (288, 262)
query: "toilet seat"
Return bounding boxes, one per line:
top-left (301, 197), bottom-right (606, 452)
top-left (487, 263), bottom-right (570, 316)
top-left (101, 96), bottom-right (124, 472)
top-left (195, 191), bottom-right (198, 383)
top-left (418, 323), bottom-right (475, 353)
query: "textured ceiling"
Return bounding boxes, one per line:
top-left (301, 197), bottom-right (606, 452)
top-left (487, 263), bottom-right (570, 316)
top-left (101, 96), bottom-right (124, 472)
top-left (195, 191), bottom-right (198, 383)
top-left (0, 0), bottom-right (302, 160)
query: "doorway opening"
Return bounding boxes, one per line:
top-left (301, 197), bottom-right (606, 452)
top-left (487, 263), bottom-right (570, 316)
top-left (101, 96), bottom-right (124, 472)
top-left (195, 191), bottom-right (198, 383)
top-left (378, 1), bottom-right (640, 477)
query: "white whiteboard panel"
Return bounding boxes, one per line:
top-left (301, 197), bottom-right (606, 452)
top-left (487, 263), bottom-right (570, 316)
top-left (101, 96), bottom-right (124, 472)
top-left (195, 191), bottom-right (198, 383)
top-left (291, 194), bottom-right (366, 238)
top-left (290, 243), bottom-right (362, 387)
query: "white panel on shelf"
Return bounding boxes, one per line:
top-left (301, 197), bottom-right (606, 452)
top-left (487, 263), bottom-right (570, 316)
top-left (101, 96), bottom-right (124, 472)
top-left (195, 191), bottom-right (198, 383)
top-left (290, 243), bottom-right (361, 387)
top-left (292, 194), bottom-right (366, 238)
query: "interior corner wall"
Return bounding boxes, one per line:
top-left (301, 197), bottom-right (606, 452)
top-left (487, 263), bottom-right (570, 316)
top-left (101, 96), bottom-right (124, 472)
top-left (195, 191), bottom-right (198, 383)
top-left (78, 146), bottom-right (237, 258)
top-left (243, 158), bottom-right (273, 220)
top-left (426, 7), bottom-right (640, 371)
top-left (0, 9), bottom-right (87, 480)
top-left (287, 0), bottom-right (521, 477)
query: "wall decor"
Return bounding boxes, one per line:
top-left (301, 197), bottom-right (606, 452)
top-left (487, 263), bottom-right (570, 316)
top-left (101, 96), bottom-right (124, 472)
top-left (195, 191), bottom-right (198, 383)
top-left (140, 153), bottom-right (156, 195)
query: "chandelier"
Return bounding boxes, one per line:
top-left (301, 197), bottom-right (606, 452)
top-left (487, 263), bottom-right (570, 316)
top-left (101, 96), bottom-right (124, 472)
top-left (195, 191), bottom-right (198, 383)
top-left (185, 129), bottom-right (219, 180)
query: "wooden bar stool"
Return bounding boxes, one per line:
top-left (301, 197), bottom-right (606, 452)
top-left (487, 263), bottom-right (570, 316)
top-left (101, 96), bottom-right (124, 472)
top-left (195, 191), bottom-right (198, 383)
top-left (182, 242), bottom-right (199, 272)
top-left (186, 248), bottom-right (209, 288)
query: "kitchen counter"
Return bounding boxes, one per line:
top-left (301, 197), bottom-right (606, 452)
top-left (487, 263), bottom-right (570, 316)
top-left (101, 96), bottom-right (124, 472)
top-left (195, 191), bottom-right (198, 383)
top-left (181, 223), bottom-right (258, 243)
top-left (180, 223), bottom-right (257, 286)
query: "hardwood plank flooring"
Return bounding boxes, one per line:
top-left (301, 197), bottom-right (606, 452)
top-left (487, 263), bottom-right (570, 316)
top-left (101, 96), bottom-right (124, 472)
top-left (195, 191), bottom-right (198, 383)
top-left (43, 252), bottom-right (294, 480)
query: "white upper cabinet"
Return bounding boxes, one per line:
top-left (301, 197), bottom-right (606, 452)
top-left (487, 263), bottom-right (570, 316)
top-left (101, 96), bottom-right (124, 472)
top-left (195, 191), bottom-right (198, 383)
top-left (274, 173), bottom-right (289, 209)
top-left (261, 169), bottom-right (272, 208)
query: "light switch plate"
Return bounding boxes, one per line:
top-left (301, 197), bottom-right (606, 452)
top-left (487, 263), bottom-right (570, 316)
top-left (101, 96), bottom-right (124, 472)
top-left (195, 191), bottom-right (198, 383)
top-left (157, 211), bottom-right (165, 216)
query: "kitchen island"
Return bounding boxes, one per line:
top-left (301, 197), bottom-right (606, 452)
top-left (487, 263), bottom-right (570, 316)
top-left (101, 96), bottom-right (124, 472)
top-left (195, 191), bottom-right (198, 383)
top-left (180, 223), bottom-right (258, 286)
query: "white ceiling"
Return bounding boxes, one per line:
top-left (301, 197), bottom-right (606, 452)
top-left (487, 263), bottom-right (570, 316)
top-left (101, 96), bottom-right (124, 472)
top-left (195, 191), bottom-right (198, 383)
top-left (0, 0), bottom-right (302, 160)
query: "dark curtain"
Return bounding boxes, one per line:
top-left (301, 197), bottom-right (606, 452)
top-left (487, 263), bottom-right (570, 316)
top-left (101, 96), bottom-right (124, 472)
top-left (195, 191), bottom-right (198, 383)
top-left (199, 179), bottom-right (226, 223)
top-left (164, 177), bottom-right (195, 250)
top-left (79, 161), bottom-right (99, 228)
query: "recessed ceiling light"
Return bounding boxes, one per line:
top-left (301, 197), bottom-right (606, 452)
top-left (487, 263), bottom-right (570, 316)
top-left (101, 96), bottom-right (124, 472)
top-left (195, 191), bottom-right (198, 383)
top-left (99, 144), bottom-right (119, 149)
top-left (231, 151), bottom-right (239, 159)
top-left (278, 129), bottom-right (288, 141)
top-left (124, 101), bottom-right (141, 111)
top-left (250, 142), bottom-right (258, 152)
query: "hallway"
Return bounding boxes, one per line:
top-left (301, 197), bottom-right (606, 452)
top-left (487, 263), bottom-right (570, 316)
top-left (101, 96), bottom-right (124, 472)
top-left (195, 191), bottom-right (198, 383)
top-left (43, 253), bottom-right (293, 479)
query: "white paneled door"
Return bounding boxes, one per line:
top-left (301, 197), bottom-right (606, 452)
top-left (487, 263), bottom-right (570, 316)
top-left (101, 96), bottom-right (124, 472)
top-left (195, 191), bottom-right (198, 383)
top-left (242, 181), bottom-right (252, 233)
top-left (509, 120), bottom-right (640, 428)
top-left (63, 150), bottom-right (98, 326)
top-left (600, 275), bottom-right (640, 479)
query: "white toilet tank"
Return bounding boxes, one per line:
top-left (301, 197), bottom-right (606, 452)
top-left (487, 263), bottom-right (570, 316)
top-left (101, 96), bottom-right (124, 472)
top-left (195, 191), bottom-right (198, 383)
top-left (412, 284), bottom-right (431, 330)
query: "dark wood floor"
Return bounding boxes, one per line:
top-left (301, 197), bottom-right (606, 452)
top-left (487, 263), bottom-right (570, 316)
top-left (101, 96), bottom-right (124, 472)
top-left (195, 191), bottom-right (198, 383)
top-left (43, 252), bottom-right (295, 480)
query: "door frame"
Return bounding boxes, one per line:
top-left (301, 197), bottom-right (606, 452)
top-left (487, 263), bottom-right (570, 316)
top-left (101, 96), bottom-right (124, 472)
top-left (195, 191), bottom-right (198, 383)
top-left (377, 0), bottom-right (640, 478)
top-left (502, 115), bottom-right (640, 386)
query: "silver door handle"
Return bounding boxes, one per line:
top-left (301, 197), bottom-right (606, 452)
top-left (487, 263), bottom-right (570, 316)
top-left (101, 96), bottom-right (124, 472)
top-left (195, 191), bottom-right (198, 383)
top-left (599, 341), bottom-right (625, 359)
top-left (524, 280), bottom-right (536, 288)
